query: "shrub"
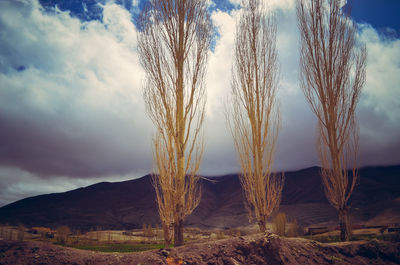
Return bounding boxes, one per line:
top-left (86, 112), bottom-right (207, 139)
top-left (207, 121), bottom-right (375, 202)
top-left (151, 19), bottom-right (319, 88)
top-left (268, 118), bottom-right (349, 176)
top-left (57, 226), bottom-right (71, 243)
top-left (216, 230), bottom-right (225, 240)
top-left (17, 224), bottom-right (25, 241)
top-left (273, 212), bottom-right (286, 236)
top-left (286, 219), bottom-right (302, 237)
top-left (148, 224), bottom-right (155, 237)
top-left (143, 224), bottom-right (155, 238)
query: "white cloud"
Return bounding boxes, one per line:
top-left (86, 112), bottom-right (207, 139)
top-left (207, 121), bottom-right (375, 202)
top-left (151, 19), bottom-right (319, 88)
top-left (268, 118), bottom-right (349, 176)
top-left (206, 0), bottom-right (400, 173)
top-left (204, 2), bottom-right (319, 173)
top-left (206, 10), bottom-right (238, 118)
top-left (0, 0), bottom-right (152, 179)
top-left (358, 24), bottom-right (400, 122)
top-left (355, 24), bottom-right (400, 167)
top-left (229, 0), bottom-right (296, 11)
top-left (263, 0), bottom-right (296, 11)
top-left (0, 166), bottom-right (135, 206)
top-left (202, 9), bottom-right (240, 175)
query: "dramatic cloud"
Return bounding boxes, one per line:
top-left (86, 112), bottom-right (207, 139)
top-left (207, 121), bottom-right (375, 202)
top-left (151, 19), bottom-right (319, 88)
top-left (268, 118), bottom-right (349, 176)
top-left (0, 0), bottom-right (152, 179)
top-left (357, 24), bottom-right (400, 167)
top-left (204, 0), bottom-right (400, 173)
top-left (0, 0), bottom-right (399, 206)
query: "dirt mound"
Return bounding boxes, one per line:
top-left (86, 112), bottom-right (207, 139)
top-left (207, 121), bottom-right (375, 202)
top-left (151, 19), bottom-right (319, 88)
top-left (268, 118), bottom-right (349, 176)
top-left (169, 234), bottom-right (400, 265)
top-left (1, 234), bottom-right (399, 265)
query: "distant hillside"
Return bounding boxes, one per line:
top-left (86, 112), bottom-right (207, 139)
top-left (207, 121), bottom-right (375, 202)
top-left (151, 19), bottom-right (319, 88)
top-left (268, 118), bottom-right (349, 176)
top-left (0, 166), bottom-right (399, 231)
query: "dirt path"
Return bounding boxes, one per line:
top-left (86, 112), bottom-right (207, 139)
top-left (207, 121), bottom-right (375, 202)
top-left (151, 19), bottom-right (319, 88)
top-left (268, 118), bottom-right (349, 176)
top-left (1, 233), bottom-right (399, 264)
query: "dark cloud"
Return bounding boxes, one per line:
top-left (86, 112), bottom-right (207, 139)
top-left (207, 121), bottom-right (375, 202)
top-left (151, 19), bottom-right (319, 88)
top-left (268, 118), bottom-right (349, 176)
top-left (357, 101), bottom-right (400, 167)
top-left (0, 104), bottom-right (151, 178)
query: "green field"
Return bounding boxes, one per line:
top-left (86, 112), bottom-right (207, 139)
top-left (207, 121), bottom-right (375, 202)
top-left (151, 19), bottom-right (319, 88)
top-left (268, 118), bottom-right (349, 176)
top-left (65, 243), bottom-right (166, 253)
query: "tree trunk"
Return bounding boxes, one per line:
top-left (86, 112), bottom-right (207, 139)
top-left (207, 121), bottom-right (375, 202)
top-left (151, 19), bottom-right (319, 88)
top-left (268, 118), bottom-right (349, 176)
top-left (173, 0), bottom-right (185, 248)
top-left (162, 223), bottom-right (171, 248)
top-left (339, 207), bottom-right (350, 241)
top-left (258, 219), bottom-right (266, 233)
top-left (173, 218), bottom-right (184, 246)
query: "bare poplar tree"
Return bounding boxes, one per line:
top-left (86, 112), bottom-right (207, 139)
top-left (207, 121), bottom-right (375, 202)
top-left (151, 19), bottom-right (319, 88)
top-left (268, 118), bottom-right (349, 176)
top-left (297, 0), bottom-right (366, 241)
top-left (228, 0), bottom-right (284, 233)
top-left (138, 0), bottom-right (212, 246)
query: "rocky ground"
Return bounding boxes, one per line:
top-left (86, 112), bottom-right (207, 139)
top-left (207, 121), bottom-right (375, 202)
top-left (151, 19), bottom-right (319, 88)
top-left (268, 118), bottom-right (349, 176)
top-left (0, 233), bottom-right (399, 265)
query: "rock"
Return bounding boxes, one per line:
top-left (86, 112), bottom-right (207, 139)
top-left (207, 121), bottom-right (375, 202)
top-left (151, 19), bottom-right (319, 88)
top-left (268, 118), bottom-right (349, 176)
top-left (160, 249), bottom-right (170, 257)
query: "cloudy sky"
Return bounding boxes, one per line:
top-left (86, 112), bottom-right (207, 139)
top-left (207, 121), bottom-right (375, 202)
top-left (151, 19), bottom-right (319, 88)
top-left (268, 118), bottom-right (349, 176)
top-left (0, 0), bottom-right (399, 206)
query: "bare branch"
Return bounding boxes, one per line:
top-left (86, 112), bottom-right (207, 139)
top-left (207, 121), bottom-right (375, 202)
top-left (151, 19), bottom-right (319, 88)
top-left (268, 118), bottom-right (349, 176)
top-left (138, 0), bottom-right (212, 247)
top-left (297, 0), bottom-right (366, 241)
top-left (228, 0), bottom-right (284, 233)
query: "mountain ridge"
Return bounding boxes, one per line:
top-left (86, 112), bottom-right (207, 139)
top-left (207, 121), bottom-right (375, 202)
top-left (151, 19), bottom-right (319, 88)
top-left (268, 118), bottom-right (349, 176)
top-left (0, 165), bottom-right (399, 231)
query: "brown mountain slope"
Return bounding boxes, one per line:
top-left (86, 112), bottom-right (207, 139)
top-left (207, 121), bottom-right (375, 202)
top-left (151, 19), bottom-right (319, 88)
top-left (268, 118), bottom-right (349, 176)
top-left (0, 166), bottom-right (399, 230)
